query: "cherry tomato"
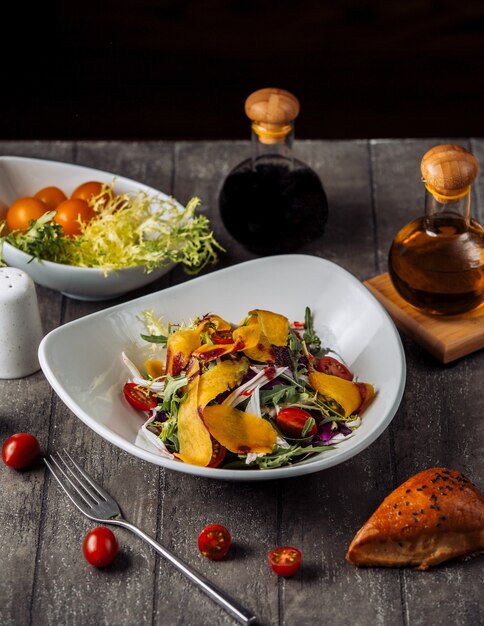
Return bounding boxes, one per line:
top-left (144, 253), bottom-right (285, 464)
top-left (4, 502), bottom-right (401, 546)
top-left (316, 356), bottom-right (353, 381)
top-left (34, 186), bottom-right (67, 211)
top-left (198, 524), bottom-right (231, 560)
top-left (276, 407), bottom-right (317, 438)
top-left (2, 433), bottom-right (40, 469)
top-left (82, 527), bottom-right (119, 568)
top-left (71, 181), bottom-right (109, 205)
top-left (53, 198), bottom-right (95, 236)
top-left (211, 331), bottom-right (233, 345)
top-left (268, 546), bottom-right (302, 577)
top-left (207, 439), bottom-right (226, 468)
top-left (6, 197), bottom-right (48, 231)
top-left (123, 382), bottom-right (158, 411)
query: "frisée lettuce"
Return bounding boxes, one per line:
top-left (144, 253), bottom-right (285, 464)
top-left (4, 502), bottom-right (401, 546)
top-left (0, 183), bottom-right (223, 274)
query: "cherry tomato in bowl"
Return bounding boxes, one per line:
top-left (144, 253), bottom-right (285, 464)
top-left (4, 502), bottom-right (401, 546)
top-left (211, 331), bottom-right (233, 345)
top-left (82, 527), bottom-right (119, 568)
top-left (276, 407), bottom-right (317, 438)
top-left (207, 439), bottom-right (227, 468)
top-left (34, 186), bottom-right (67, 211)
top-left (53, 198), bottom-right (95, 237)
top-left (316, 356), bottom-right (353, 381)
top-left (71, 181), bottom-right (110, 205)
top-left (268, 546), bottom-right (302, 577)
top-left (198, 524), bottom-right (231, 560)
top-left (2, 433), bottom-right (41, 469)
top-left (123, 382), bottom-right (158, 411)
top-left (6, 197), bottom-right (48, 231)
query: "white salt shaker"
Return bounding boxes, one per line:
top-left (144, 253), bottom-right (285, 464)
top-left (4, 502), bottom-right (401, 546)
top-left (0, 268), bottom-right (43, 379)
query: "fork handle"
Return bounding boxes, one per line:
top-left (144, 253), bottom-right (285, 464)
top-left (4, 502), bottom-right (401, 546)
top-left (109, 518), bottom-right (257, 625)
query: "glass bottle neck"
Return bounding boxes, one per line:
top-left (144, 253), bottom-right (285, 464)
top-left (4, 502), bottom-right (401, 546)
top-left (424, 186), bottom-right (471, 234)
top-left (250, 127), bottom-right (294, 170)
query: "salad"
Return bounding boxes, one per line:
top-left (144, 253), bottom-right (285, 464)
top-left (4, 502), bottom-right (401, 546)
top-left (121, 308), bottom-right (375, 470)
top-left (0, 181), bottom-right (222, 275)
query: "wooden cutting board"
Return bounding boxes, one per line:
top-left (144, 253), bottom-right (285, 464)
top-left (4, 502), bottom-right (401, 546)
top-left (364, 273), bottom-right (484, 363)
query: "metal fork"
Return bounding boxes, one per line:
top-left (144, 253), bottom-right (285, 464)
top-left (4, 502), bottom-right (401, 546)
top-left (44, 450), bottom-right (257, 625)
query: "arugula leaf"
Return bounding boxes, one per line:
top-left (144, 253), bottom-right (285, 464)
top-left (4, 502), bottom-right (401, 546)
top-left (301, 416), bottom-right (316, 437)
top-left (303, 306), bottom-right (322, 355)
top-left (287, 329), bottom-right (306, 381)
top-left (140, 333), bottom-right (168, 345)
top-left (259, 383), bottom-right (303, 407)
top-left (247, 444), bottom-right (335, 469)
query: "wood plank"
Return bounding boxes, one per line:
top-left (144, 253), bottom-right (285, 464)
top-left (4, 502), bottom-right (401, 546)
top-left (29, 142), bottom-right (176, 626)
top-left (370, 139), bottom-right (484, 626)
top-left (158, 141), bottom-right (279, 625)
top-left (0, 141), bottom-right (74, 626)
top-left (278, 140), bottom-right (402, 626)
top-left (294, 139), bottom-right (376, 279)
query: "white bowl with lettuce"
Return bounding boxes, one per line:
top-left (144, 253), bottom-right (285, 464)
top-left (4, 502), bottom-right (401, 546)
top-left (0, 156), bottom-right (220, 300)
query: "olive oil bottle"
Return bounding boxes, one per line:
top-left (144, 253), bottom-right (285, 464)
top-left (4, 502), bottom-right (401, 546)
top-left (389, 144), bottom-right (484, 315)
top-left (219, 88), bottom-right (328, 255)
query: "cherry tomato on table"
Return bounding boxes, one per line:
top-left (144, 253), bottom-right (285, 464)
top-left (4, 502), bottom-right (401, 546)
top-left (123, 383), bottom-right (158, 411)
top-left (53, 198), bottom-right (95, 237)
top-left (34, 186), bottom-right (67, 211)
top-left (2, 433), bottom-right (40, 469)
top-left (268, 546), bottom-right (302, 577)
top-left (83, 527), bottom-right (119, 567)
top-left (316, 356), bottom-right (353, 381)
top-left (6, 197), bottom-right (48, 231)
top-left (276, 407), bottom-right (317, 438)
top-left (198, 524), bottom-right (231, 560)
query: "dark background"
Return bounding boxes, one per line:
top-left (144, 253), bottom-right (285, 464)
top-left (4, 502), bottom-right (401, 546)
top-left (2, 0), bottom-right (484, 140)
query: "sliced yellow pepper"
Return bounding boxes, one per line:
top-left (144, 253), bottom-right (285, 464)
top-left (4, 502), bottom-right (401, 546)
top-left (308, 370), bottom-right (362, 417)
top-left (242, 309), bottom-right (289, 362)
top-left (198, 358), bottom-right (249, 409)
top-left (175, 359), bottom-right (213, 467)
top-left (203, 405), bottom-right (277, 454)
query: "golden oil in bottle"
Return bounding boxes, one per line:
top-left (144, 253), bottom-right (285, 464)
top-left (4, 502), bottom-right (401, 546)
top-left (389, 144), bottom-right (484, 315)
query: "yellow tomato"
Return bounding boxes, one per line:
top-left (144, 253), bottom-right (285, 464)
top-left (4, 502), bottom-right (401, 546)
top-left (34, 186), bottom-right (67, 211)
top-left (54, 198), bottom-right (95, 237)
top-left (6, 197), bottom-right (48, 231)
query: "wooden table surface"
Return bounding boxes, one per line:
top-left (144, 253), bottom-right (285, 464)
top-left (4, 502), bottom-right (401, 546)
top-left (0, 139), bottom-right (483, 626)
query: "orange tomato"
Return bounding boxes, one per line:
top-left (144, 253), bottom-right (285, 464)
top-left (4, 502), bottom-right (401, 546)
top-left (6, 197), bottom-right (48, 231)
top-left (71, 181), bottom-right (108, 205)
top-left (54, 198), bottom-right (95, 237)
top-left (34, 186), bottom-right (67, 211)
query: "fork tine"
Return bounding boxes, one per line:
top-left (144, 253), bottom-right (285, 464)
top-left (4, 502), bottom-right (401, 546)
top-left (44, 457), bottom-right (95, 519)
top-left (62, 448), bottom-right (115, 503)
top-left (56, 451), bottom-right (102, 504)
top-left (47, 454), bottom-right (97, 508)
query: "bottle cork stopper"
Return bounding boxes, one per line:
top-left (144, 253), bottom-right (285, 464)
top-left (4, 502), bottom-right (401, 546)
top-left (421, 144), bottom-right (478, 197)
top-left (245, 88), bottom-right (300, 144)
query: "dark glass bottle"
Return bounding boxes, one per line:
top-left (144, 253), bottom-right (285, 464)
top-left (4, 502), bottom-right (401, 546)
top-left (219, 88), bottom-right (328, 255)
top-left (389, 144), bottom-right (484, 315)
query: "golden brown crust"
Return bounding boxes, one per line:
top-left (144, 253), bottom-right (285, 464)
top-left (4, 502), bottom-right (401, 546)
top-left (346, 468), bottom-right (484, 569)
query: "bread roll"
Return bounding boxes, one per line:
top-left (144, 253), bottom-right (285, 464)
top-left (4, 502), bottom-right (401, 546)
top-left (346, 468), bottom-right (484, 570)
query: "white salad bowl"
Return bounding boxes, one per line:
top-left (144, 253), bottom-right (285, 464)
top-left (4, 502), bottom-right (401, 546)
top-left (0, 156), bottom-right (176, 300)
top-left (38, 255), bottom-right (406, 482)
